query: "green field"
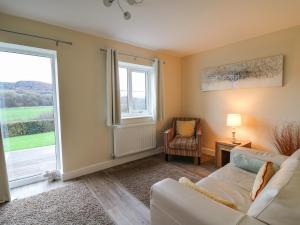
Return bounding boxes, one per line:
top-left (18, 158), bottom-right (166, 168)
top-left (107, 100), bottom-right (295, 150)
top-left (1, 106), bottom-right (56, 152)
top-left (0, 106), bottom-right (53, 122)
top-left (3, 132), bottom-right (55, 152)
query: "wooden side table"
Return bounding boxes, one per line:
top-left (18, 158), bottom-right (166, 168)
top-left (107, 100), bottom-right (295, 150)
top-left (215, 139), bottom-right (251, 168)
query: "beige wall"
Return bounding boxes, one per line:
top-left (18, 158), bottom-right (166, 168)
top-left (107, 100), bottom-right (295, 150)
top-left (0, 13), bottom-right (182, 173)
top-left (182, 26), bottom-right (300, 152)
top-left (2, 11), bottom-right (298, 172)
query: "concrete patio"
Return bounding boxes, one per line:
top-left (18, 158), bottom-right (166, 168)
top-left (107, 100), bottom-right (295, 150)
top-left (5, 145), bottom-right (57, 182)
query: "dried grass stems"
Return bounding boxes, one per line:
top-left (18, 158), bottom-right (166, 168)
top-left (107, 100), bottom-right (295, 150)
top-left (273, 122), bottom-right (300, 156)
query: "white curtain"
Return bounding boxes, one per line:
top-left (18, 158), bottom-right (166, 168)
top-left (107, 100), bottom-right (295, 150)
top-left (152, 58), bottom-right (165, 121)
top-left (106, 49), bottom-right (121, 126)
top-left (0, 126), bottom-right (10, 203)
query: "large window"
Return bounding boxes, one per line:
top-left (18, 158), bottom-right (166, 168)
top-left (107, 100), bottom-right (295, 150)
top-left (119, 62), bottom-right (152, 118)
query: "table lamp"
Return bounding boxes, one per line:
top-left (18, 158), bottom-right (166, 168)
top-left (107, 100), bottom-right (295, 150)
top-left (226, 114), bottom-right (242, 144)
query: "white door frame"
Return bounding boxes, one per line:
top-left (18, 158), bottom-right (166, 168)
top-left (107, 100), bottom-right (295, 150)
top-left (0, 42), bottom-right (63, 188)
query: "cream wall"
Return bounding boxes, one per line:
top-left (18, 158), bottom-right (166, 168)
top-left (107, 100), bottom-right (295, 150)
top-left (182, 26), bottom-right (300, 152)
top-left (0, 13), bottom-right (182, 173)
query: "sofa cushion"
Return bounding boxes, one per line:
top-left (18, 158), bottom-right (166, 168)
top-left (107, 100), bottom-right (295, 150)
top-left (250, 162), bottom-right (275, 201)
top-left (196, 176), bottom-right (253, 213)
top-left (255, 161), bottom-right (300, 225)
top-left (169, 135), bottom-right (197, 150)
top-left (283, 148), bottom-right (300, 162)
top-left (179, 177), bottom-right (237, 209)
top-left (247, 157), bottom-right (299, 224)
top-left (231, 147), bottom-right (288, 167)
top-left (209, 163), bottom-right (256, 192)
top-left (231, 150), bottom-right (265, 173)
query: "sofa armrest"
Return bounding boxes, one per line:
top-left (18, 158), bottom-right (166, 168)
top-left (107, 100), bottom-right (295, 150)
top-left (238, 216), bottom-right (267, 225)
top-left (150, 178), bottom-right (246, 225)
top-left (230, 147), bottom-right (288, 167)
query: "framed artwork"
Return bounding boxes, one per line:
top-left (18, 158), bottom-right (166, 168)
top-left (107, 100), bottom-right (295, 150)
top-left (201, 55), bottom-right (283, 91)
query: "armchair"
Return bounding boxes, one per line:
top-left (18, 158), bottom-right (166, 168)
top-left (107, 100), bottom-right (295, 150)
top-left (164, 117), bottom-right (202, 165)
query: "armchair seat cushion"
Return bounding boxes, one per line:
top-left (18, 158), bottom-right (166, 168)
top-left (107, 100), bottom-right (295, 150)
top-left (169, 135), bottom-right (197, 150)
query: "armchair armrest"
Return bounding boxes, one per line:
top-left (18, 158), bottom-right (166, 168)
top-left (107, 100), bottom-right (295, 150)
top-left (164, 128), bottom-right (174, 136)
top-left (196, 128), bottom-right (202, 153)
top-left (150, 178), bottom-right (247, 225)
top-left (196, 127), bottom-right (202, 136)
top-left (231, 147), bottom-right (288, 168)
top-left (164, 128), bottom-right (174, 145)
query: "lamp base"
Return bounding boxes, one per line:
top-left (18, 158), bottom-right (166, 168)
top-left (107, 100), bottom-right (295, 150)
top-left (231, 129), bottom-right (241, 145)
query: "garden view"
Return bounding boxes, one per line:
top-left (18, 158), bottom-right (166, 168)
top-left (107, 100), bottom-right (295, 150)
top-left (0, 81), bottom-right (55, 152)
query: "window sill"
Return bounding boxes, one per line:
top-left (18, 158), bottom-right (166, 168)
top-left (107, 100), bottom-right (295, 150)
top-left (122, 115), bottom-right (153, 120)
top-left (121, 115), bottom-right (154, 125)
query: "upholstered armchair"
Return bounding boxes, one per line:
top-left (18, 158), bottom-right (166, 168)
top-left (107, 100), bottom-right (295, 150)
top-left (164, 117), bottom-right (202, 165)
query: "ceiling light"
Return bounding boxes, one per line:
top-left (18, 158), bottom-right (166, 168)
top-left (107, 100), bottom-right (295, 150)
top-left (103, 0), bottom-right (114, 7)
top-left (123, 11), bottom-right (131, 20)
top-left (103, 0), bottom-right (143, 20)
top-left (127, 0), bottom-right (136, 5)
top-left (127, 0), bottom-right (143, 5)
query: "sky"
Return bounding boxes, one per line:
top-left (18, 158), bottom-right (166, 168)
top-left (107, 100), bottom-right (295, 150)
top-left (0, 51), bottom-right (53, 84)
top-left (119, 67), bottom-right (146, 98)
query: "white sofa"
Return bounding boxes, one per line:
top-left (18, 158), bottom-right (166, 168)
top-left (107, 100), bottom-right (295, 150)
top-left (150, 147), bottom-right (300, 225)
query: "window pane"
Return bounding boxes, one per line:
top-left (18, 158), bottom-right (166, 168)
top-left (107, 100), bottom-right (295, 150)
top-left (120, 91), bottom-right (128, 113)
top-left (132, 71), bottom-right (145, 92)
top-left (119, 67), bottom-right (128, 113)
top-left (132, 91), bottom-right (146, 111)
top-left (131, 71), bottom-right (146, 112)
top-left (119, 67), bottom-right (128, 91)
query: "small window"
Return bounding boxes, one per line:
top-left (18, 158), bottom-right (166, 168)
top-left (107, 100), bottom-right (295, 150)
top-left (119, 62), bottom-right (152, 118)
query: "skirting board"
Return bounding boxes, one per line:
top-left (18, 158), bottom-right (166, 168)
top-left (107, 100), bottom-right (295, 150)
top-left (202, 147), bottom-right (215, 156)
top-left (62, 147), bottom-right (163, 181)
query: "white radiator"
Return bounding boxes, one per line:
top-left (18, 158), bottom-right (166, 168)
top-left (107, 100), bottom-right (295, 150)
top-left (113, 122), bottom-right (157, 157)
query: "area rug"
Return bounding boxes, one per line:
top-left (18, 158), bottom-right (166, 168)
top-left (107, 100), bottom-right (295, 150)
top-left (107, 157), bottom-right (204, 207)
top-left (0, 182), bottom-right (115, 225)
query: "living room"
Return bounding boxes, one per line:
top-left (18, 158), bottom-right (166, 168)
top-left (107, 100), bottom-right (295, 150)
top-left (0, 1), bottom-right (299, 225)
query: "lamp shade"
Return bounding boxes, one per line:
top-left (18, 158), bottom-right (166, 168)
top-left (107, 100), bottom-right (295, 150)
top-left (227, 114), bottom-right (242, 127)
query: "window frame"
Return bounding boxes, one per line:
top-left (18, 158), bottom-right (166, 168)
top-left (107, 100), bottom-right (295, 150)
top-left (118, 62), bottom-right (153, 119)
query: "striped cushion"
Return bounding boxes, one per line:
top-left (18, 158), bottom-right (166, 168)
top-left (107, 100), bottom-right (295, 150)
top-left (169, 135), bottom-right (197, 150)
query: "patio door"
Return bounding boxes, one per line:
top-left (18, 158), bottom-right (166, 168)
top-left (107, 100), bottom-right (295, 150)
top-left (0, 42), bottom-right (62, 188)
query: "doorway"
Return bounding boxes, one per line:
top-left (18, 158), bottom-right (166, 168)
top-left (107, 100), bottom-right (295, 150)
top-left (0, 42), bottom-right (62, 188)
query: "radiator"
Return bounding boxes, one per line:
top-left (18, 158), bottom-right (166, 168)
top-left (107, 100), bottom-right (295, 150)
top-left (113, 122), bottom-right (157, 157)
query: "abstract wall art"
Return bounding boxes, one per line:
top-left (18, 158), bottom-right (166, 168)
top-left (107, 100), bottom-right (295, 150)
top-left (201, 55), bottom-right (283, 91)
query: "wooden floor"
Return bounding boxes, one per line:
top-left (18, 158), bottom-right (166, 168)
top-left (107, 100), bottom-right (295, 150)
top-left (10, 153), bottom-right (215, 225)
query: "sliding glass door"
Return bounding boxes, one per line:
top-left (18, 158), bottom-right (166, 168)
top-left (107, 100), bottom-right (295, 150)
top-left (0, 42), bottom-right (61, 188)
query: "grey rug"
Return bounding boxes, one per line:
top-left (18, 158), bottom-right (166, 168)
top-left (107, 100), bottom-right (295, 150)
top-left (107, 157), bottom-right (203, 207)
top-left (0, 182), bottom-right (115, 225)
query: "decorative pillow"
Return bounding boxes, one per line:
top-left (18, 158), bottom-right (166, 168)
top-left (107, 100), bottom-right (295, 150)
top-left (247, 158), bottom-right (298, 217)
top-left (231, 151), bottom-right (265, 173)
top-left (231, 151), bottom-right (280, 173)
top-left (250, 162), bottom-right (275, 201)
top-left (179, 177), bottom-right (237, 209)
top-left (176, 120), bottom-right (195, 137)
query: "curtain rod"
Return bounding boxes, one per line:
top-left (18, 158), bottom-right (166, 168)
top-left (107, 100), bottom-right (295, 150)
top-left (100, 48), bottom-right (165, 64)
top-left (0, 28), bottom-right (73, 46)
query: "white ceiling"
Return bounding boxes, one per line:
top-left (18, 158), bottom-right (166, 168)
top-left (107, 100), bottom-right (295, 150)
top-left (1, 0), bottom-right (300, 56)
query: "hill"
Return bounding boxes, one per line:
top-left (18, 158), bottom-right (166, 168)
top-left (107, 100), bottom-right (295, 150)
top-left (0, 81), bottom-right (53, 108)
top-left (0, 81), bottom-right (52, 94)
